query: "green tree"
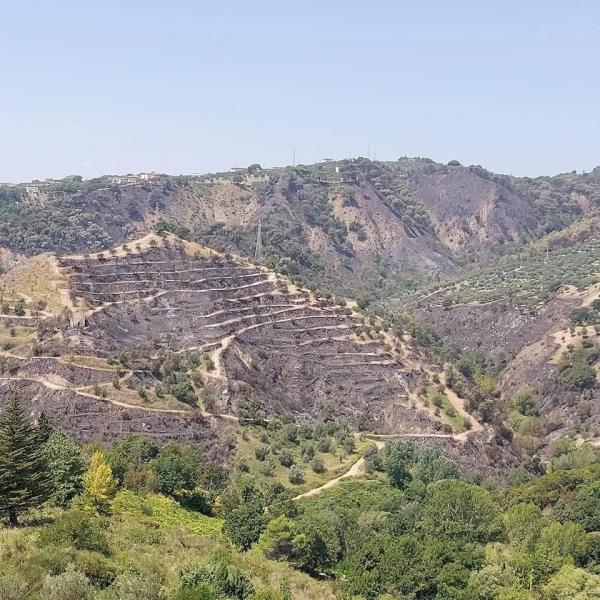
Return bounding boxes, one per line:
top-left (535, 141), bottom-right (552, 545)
top-left (533, 521), bottom-right (588, 584)
top-left (258, 515), bottom-right (296, 561)
top-left (567, 480), bottom-right (600, 532)
top-left (0, 394), bottom-right (50, 526)
top-left (107, 434), bottom-right (160, 488)
top-left (419, 480), bottom-right (501, 543)
top-left (151, 443), bottom-right (199, 496)
top-left (363, 445), bottom-right (384, 473)
top-left (292, 513), bottom-right (342, 574)
top-left (503, 503), bottom-right (545, 551)
top-left (384, 440), bottom-right (415, 488)
top-left (44, 431), bottom-right (87, 507)
top-left (542, 565), bottom-right (600, 599)
top-left (36, 412), bottom-right (53, 442)
top-left (413, 447), bottom-right (459, 484)
top-left (223, 495), bottom-right (267, 550)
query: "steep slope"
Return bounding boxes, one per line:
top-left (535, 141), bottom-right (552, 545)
top-left (53, 235), bottom-right (441, 433)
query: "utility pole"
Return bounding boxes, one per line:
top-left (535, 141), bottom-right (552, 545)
top-left (255, 219), bottom-right (264, 262)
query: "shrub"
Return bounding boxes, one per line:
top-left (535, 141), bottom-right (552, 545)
top-left (13, 299), bottom-right (25, 316)
top-left (0, 574), bottom-right (28, 600)
top-left (288, 466), bottom-right (304, 485)
top-left (108, 571), bottom-right (166, 600)
top-left (42, 564), bottom-right (93, 600)
top-left (260, 461), bottom-right (275, 477)
top-left (279, 451), bottom-right (295, 468)
top-left (514, 390), bottom-right (538, 417)
top-left (39, 511), bottom-right (111, 555)
top-left (72, 550), bottom-right (117, 588)
top-left (255, 446), bottom-right (270, 461)
top-left (311, 457), bottom-right (325, 473)
top-left (179, 562), bottom-right (254, 600)
top-left (558, 355), bottom-right (596, 390)
top-left (363, 445), bottom-right (384, 473)
top-left (317, 436), bottom-right (333, 453)
top-left (341, 436), bottom-right (356, 454)
top-left (301, 444), bottom-right (315, 461)
top-left (431, 392), bottom-right (445, 409)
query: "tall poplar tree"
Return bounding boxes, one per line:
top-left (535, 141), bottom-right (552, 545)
top-left (0, 394), bottom-right (50, 526)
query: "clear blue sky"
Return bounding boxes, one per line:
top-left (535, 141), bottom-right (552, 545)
top-left (1, 1), bottom-right (598, 182)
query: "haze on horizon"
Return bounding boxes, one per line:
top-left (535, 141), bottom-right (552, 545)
top-left (1, 0), bottom-right (598, 183)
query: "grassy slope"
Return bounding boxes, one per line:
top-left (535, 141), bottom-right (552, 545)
top-left (0, 492), bottom-right (336, 600)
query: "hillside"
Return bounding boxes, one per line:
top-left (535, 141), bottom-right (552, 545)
top-left (392, 215), bottom-right (600, 456)
top-left (1, 159), bottom-right (599, 465)
top-left (0, 162), bottom-right (599, 600)
top-left (2, 159), bottom-right (598, 298)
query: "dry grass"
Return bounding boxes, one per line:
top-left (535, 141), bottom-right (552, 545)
top-left (0, 324), bottom-right (37, 352)
top-left (0, 253), bottom-right (67, 314)
top-left (89, 382), bottom-right (192, 412)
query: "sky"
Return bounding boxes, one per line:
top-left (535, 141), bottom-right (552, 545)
top-left (1, 1), bottom-right (598, 182)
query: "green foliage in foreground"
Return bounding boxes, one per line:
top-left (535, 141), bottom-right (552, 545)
top-left (255, 456), bottom-right (600, 599)
top-left (2, 390), bottom-right (600, 599)
top-left (112, 490), bottom-right (223, 536)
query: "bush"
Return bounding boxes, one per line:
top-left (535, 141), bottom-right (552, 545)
top-left (260, 461), bottom-right (275, 477)
top-left (72, 550), bottom-right (116, 588)
top-left (255, 446), bottom-right (270, 461)
top-left (558, 355), bottom-right (596, 390)
top-left (311, 457), bottom-right (325, 473)
top-left (301, 444), bottom-right (315, 461)
top-left (39, 511), bottom-right (111, 555)
top-left (514, 391), bottom-right (538, 417)
top-left (108, 571), bottom-right (166, 600)
top-left (317, 436), bottom-right (333, 453)
top-left (179, 562), bottom-right (254, 600)
top-left (0, 574), bottom-right (28, 600)
top-left (363, 445), bottom-right (383, 473)
top-left (288, 466), bottom-right (304, 485)
top-left (278, 450), bottom-right (295, 468)
top-left (42, 564), bottom-right (94, 600)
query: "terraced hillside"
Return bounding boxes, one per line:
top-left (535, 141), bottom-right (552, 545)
top-left (57, 235), bottom-right (441, 432)
top-left (0, 234), bottom-right (504, 473)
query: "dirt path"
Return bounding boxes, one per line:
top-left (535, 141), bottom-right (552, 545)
top-left (0, 372), bottom-right (240, 422)
top-left (291, 428), bottom-right (479, 500)
top-left (438, 369), bottom-right (484, 435)
top-left (293, 440), bottom-right (385, 500)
